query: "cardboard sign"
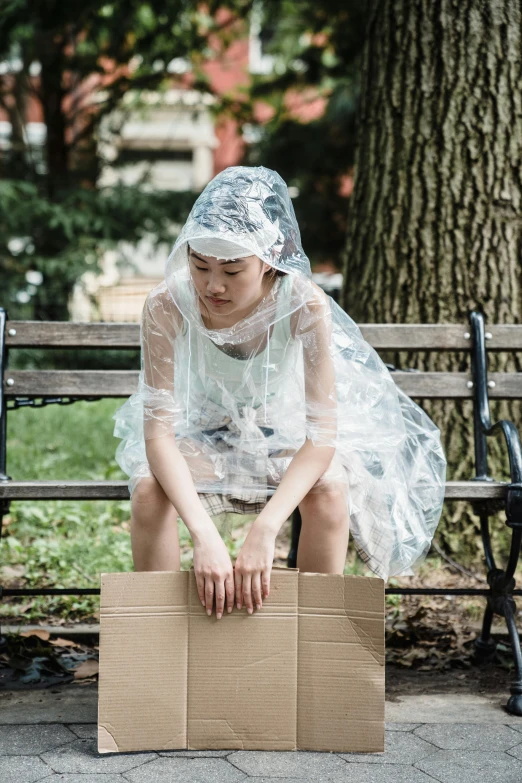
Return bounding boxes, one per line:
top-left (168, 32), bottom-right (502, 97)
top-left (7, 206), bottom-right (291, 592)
top-left (98, 567), bottom-right (384, 753)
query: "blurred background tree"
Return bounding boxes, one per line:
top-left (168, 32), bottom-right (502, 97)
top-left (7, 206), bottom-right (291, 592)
top-left (0, 0), bottom-right (372, 325)
top-left (0, 0), bottom-right (252, 323)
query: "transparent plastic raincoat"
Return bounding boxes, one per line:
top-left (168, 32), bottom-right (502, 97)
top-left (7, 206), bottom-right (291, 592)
top-left (113, 165), bottom-right (447, 580)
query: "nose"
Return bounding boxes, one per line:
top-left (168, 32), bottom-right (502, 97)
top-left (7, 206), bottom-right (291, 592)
top-left (206, 274), bottom-right (227, 296)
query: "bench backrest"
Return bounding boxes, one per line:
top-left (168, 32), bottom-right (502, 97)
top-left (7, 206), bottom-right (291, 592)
top-left (3, 321), bottom-right (522, 400)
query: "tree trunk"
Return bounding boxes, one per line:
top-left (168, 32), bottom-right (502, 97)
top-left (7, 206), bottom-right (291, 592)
top-left (36, 30), bottom-right (77, 321)
top-left (341, 0), bottom-right (522, 564)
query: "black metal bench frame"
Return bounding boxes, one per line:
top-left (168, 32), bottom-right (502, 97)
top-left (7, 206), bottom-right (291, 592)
top-left (1, 307), bottom-right (522, 715)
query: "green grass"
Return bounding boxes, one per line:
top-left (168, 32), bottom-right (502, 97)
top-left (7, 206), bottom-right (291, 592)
top-left (6, 398), bottom-right (126, 481)
top-left (1, 399), bottom-right (134, 622)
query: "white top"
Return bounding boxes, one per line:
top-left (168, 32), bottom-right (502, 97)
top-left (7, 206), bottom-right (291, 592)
top-left (178, 273), bottom-right (303, 421)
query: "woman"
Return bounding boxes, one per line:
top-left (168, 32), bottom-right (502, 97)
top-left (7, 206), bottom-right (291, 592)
top-left (113, 165), bottom-right (447, 621)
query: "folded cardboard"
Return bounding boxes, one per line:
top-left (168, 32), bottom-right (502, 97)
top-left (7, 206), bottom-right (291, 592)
top-left (98, 566), bottom-right (384, 753)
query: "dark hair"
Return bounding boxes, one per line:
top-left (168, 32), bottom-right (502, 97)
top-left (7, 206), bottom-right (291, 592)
top-left (265, 265), bottom-right (287, 279)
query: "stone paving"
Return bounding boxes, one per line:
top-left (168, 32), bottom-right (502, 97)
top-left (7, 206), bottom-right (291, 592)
top-left (1, 681), bottom-right (522, 783)
top-left (2, 720), bottom-right (522, 783)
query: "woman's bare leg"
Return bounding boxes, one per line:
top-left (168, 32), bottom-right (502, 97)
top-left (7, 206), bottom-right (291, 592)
top-left (296, 485), bottom-right (350, 574)
top-left (130, 476), bottom-right (181, 571)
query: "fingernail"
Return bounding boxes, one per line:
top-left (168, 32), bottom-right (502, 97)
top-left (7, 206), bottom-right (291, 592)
top-left (227, 606), bottom-right (232, 613)
top-left (247, 607), bottom-right (253, 615)
top-left (256, 603), bottom-right (261, 610)
top-left (217, 612), bottom-right (222, 620)
top-left (237, 602), bottom-right (241, 609)
top-left (201, 600), bottom-right (205, 606)
top-left (207, 609), bottom-right (211, 616)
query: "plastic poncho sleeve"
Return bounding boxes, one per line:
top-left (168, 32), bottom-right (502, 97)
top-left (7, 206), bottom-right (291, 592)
top-left (294, 284), bottom-right (338, 448)
top-left (140, 283), bottom-right (184, 441)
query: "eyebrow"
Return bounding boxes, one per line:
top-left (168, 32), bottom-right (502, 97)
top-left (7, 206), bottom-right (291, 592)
top-left (189, 250), bottom-right (246, 265)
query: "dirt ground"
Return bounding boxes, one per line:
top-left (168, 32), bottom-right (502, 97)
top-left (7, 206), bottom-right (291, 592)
top-left (0, 635), bottom-right (514, 698)
top-left (385, 663), bottom-right (513, 700)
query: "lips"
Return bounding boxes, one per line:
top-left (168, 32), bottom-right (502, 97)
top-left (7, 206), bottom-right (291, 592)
top-left (207, 296), bottom-right (229, 304)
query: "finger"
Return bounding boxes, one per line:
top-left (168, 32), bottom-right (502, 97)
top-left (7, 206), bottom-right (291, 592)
top-left (251, 572), bottom-right (262, 610)
top-left (225, 573), bottom-right (235, 614)
top-left (242, 573), bottom-right (253, 614)
top-left (196, 573), bottom-right (206, 607)
top-left (235, 569), bottom-right (243, 610)
top-left (262, 571), bottom-right (271, 600)
top-left (215, 580), bottom-right (225, 620)
top-left (205, 577), bottom-right (215, 616)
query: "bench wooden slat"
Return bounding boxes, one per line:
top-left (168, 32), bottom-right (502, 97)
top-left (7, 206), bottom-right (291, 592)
top-left (6, 321), bottom-right (522, 351)
top-left (0, 479), bottom-right (508, 501)
top-left (5, 321), bottom-right (140, 349)
top-left (0, 481), bottom-right (132, 500)
top-left (4, 370), bottom-right (137, 398)
top-left (362, 324), bottom-right (522, 351)
top-left (4, 370), bottom-right (522, 399)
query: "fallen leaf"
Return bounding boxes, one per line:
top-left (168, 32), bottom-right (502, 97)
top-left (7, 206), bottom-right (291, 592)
top-left (73, 659), bottom-right (99, 679)
top-left (19, 630), bottom-right (50, 641)
top-left (49, 637), bottom-right (81, 648)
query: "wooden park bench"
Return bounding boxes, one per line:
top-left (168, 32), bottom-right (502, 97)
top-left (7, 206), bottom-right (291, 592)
top-left (1, 307), bottom-right (522, 715)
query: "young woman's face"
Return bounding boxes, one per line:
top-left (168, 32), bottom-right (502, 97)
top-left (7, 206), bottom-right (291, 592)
top-left (188, 246), bottom-right (273, 319)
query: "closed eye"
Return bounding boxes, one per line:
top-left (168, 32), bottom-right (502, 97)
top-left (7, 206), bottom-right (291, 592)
top-left (195, 265), bottom-right (239, 276)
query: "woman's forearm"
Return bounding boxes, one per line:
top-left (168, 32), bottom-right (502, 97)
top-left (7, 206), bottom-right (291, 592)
top-left (253, 438), bottom-right (335, 538)
top-left (144, 435), bottom-right (217, 545)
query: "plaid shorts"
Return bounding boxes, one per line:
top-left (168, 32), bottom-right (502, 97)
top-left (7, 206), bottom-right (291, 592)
top-left (198, 492), bottom-right (267, 517)
top-left (196, 422), bottom-right (272, 516)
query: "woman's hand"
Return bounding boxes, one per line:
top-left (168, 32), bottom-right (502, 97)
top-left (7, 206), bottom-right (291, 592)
top-left (234, 525), bottom-right (276, 613)
top-left (193, 529), bottom-right (235, 619)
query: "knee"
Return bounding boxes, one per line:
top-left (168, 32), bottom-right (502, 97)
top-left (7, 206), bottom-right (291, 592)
top-left (299, 488), bottom-right (349, 535)
top-left (131, 476), bottom-right (177, 522)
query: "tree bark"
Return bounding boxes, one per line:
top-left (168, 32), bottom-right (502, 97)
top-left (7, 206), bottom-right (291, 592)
top-left (342, 0), bottom-right (522, 564)
top-left (38, 33), bottom-right (69, 197)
